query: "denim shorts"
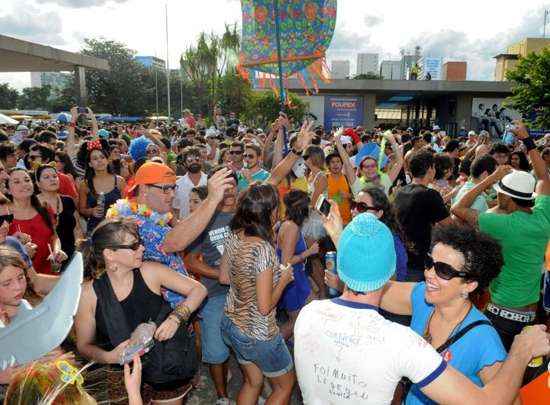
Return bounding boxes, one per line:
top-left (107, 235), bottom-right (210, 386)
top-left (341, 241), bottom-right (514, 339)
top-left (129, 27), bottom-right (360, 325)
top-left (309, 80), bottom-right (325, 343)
top-left (199, 294), bottom-right (230, 364)
top-left (221, 315), bottom-right (294, 378)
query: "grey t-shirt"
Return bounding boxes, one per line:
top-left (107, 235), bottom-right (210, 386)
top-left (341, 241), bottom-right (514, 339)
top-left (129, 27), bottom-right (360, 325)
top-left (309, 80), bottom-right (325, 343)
top-left (190, 211), bottom-right (233, 297)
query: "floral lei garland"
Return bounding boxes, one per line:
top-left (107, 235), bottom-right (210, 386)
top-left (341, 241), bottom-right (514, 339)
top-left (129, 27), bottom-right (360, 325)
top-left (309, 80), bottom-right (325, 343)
top-left (106, 198), bottom-right (172, 227)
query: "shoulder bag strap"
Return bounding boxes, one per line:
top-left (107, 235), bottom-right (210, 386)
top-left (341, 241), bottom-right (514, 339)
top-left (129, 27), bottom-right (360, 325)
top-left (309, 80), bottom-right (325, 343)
top-left (92, 274), bottom-right (132, 348)
top-left (436, 320), bottom-right (492, 354)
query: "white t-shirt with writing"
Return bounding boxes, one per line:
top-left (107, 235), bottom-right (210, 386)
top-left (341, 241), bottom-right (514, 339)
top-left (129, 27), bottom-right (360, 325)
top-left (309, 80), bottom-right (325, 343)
top-left (294, 298), bottom-right (446, 404)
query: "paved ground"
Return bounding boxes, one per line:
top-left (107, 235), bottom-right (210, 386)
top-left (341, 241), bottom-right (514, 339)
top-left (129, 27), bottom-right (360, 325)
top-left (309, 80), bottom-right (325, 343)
top-left (188, 353), bottom-right (302, 404)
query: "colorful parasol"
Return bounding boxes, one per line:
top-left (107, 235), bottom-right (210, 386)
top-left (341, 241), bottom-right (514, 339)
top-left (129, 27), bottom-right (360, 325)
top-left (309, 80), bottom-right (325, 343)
top-left (238, 0), bottom-right (337, 104)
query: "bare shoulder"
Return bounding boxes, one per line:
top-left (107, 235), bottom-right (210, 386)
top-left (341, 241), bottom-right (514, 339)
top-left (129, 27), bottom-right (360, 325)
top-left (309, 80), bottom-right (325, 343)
top-left (280, 220), bottom-right (298, 233)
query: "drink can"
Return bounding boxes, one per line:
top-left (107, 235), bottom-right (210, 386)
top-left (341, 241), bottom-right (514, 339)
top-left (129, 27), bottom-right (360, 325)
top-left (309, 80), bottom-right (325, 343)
top-left (523, 326), bottom-right (544, 368)
top-left (325, 251), bottom-right (338, 297)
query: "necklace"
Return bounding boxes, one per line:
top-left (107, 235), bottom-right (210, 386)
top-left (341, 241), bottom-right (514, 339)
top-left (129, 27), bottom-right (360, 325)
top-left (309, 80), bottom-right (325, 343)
top-left (107, 198), bottom-right (172, 226)
top-left (423, 302), bottom-right (472, 346)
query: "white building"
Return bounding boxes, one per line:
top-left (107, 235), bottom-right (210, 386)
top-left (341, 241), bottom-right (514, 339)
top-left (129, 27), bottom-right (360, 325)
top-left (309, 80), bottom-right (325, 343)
top-left (331, 60), bottom-right (351, 79)
top-left (29, 72), bottom-right (71, 93)
top-left (356, 53), bottom-right (379, 75)
top-left (419, 57), bottom-right (443, 80)
top-left (379, 60), bottom-right (401, 80)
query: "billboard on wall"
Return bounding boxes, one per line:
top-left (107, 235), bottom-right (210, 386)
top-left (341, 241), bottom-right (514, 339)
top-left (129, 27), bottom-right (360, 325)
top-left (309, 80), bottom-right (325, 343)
top-left (471, 98), bottom-right (521, 138)
top-left (324, 96), bottom-right (364, 129)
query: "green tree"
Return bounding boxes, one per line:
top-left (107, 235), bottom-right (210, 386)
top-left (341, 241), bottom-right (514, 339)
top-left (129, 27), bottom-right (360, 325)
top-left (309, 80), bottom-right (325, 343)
top-left (18, 85), bottom-right (52, 110)
top-left (180, 24), bottom-right (241, 115)
top-left (82, 38), bottom-right (149, 115)
top-left (0, 83), bottom-right (19, 109)
top-left (506, 48), bottom-right (550, 129)
top-left (242, 91), bottom-right (306, 128)
top-left (354, 73), bottom-right (382, 80)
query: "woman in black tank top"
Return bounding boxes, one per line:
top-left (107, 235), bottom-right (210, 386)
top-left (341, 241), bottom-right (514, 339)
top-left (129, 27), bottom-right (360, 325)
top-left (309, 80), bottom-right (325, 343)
top-left (74, 218), bottom-right (207, 404)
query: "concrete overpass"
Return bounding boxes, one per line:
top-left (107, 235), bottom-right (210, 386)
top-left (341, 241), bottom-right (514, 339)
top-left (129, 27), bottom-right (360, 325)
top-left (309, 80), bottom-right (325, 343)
top-left (281, 79), bottom-right (513, 133)
top-left (0, 34), bottom-right (109, 105)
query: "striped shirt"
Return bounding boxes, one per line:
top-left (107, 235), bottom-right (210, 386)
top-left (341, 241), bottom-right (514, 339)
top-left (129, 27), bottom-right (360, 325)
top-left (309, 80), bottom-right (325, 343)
top-left (224, 232), bottom-right (281, 341)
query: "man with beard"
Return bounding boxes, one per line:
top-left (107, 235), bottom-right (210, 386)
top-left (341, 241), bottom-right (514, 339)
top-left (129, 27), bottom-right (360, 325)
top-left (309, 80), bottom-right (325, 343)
top-left (173, 146), bottom-right (208, 219)
top-left (187, 166), bottom-right (238, 405)
top-left (106, 161), bottom-right (234, 308)
top-left (237, 143), bottom-right (270, 191)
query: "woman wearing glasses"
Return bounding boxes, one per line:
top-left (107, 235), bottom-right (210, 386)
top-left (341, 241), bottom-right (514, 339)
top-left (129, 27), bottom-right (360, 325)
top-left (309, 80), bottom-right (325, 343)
top-left (322, 209), bottom-right (508, 405)
top-left (339, 131), bottom-right (403, 198)
top-left (75, 218), bottom-right (207, 404)
top-left (379, 225), bottom-right (507, 405)
top-left (77, 139), bottom-right (125, 235)
top-left (350, 186), bottom-right (408, 282)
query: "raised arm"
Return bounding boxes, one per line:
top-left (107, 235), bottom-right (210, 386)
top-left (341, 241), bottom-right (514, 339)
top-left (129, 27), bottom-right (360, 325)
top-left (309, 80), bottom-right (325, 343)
top-left (513, 121), bottom-right (550, 195)
top-left (163, 168), bottom-right (233, 253)
top-left (334, 128), bottom-right (357, 186)
top-left (384, 132), bottom-right (404, 183)
top-left (451, 165), bottom-right (511, 227)
top-left (267, 120), bottom-right (314, 187)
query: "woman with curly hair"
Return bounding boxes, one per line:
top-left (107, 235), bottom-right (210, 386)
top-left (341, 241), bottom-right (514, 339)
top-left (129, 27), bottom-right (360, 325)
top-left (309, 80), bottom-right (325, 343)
top-left (77, 139), bottom-right (125, 235)
top-left (379, 224), bottom-right (507, 405)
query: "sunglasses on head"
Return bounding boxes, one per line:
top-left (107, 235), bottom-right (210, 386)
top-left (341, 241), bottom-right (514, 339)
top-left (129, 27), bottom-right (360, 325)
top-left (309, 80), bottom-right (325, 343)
top-left (350, 201), bottom-right (378, 213)
top-left (110, 240), bottom-right (141, 251)
top-left (148, 184), bottom-right (177, 193)
top-left (425, 255), bottom-right (469, 280)
top-left (0, 214), bottom-right (14, 226)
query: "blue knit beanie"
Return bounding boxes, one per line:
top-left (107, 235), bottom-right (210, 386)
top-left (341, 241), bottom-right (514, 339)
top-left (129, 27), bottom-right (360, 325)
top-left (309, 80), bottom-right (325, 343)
top-left (337, 213), bottom-right (396, 292)
top-left (129, 135), bottom-right (152, 161)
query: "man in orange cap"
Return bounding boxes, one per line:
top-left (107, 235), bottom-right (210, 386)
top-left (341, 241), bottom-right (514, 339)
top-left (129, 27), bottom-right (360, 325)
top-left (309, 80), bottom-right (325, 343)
top-left (108, 161), bottom-right (235, 307)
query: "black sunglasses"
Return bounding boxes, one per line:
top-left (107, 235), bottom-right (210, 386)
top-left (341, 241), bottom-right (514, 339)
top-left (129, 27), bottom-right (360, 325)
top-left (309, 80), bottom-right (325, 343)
top-left (29, 155), bottom-right (41, 161)
top-left (229, 150), bottom-right (243, 155)
top-left (425, 256), bottom-right (469, 280)
top-left (243, 154), bottom-right (256, 159)
top-left (110, 240), bottom-right (142, 251)
top-left (148, 184), bottom-right (177, 193)
top-left (350, 201), bottom-right (378, 213)
top-left (0, 214), bottom-right (14, 226)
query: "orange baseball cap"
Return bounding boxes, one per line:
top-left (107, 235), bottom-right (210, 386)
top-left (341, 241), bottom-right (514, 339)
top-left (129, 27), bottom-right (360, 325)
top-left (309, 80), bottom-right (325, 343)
top-left (127, 162), bottom-right (176, 193)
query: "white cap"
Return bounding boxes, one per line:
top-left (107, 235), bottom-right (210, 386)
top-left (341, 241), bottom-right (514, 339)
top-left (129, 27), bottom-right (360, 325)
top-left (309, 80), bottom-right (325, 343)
top-left (433, 125), bottom-right (441, 131)
top-left (468, 130), bottom-right (477, 136)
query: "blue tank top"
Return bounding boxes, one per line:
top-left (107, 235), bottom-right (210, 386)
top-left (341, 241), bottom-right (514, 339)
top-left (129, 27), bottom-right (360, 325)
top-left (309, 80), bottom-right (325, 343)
top-left (86, 175), bottom-right (121, 234)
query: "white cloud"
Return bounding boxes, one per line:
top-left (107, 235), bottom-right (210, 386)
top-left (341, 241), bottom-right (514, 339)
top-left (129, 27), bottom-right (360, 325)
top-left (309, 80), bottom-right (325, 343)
top-left (0, 4), bottom-right (65, 45)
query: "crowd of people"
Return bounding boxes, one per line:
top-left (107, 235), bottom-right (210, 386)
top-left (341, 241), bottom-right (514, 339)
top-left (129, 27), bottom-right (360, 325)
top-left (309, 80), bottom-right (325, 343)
top-left (0, 105), bottom-right (549, 404)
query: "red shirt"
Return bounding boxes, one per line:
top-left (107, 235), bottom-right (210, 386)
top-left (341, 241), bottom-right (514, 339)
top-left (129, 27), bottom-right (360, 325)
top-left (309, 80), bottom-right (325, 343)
top-left (9, 213), bottom-right (54, 274)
